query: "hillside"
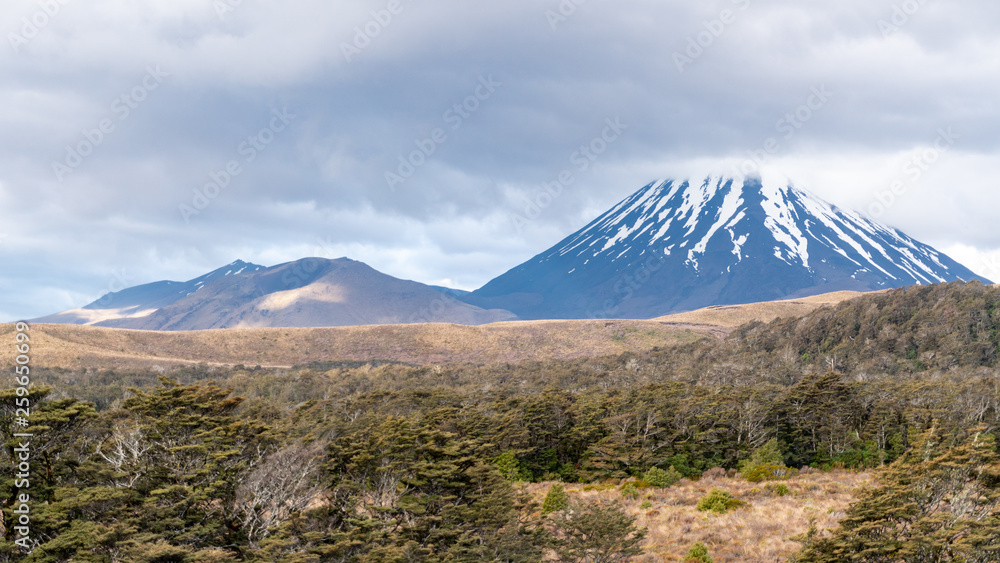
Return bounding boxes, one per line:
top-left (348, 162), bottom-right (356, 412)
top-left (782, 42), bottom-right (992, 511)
top-left (4, 290), bottom-right (867, 371)
top-left (655, 290), bottom-right (874, 328)
top-left (2, 319), bottom-right (702, 371)
top-left (4, 282), bottom-right (999, 561)
top-left (32, 258), bottom-right (516, 330)
top-left (702, 281), bottom-right (1000, 378)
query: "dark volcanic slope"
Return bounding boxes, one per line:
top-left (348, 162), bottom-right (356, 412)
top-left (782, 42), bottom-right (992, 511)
top-left (465, 175), bottom-right (989, 319)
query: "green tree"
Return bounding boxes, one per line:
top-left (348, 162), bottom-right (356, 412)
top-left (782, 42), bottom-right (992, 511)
top-left (542, 483), bottom-right (569, 515)
top-left (777, 373), bottom-right (865, 468)
top-left (0, 388), bottom-right (101, 560)
top-left (738, 438), bottom-right (783, 474)
top-left (2, 380), bottom-right (276, 561)
top-left (794, 426), bottom-right (1000, 562)
top-left (270, 412), bottom-right (546, 561)
top-left (495, 450), bottom-right (529, 482)
top-left (551, 500), bottom-right (647, 562)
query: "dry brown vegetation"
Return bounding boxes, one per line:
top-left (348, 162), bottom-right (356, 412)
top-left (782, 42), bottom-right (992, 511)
top-left (532, 470), bottom-right (870, 563)
top-left (10, 284), bottom-right (999, 560)
top-left (1, 318), bottom-right (708, 370)
top-left (4, 290), bottom-right (865, 370)
top-left (655, 291), bottom-right (873, 328)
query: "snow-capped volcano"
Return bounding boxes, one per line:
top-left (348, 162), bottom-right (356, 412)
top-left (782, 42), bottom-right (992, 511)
top-left (466, 175), bottom-right (991, 319)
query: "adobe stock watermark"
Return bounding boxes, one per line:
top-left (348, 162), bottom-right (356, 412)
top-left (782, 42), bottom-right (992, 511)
top-left (179, 107), bottom-right (296, 223)
top-left (867, 128), bottom-right (958, 219)
top-left (308, 235), bottom-right (463, 325)
top-left (981, 254), bottom-right (1000, 285)
top-left (407, 291), bottom-right (470, 324)
top-left (384, 75), bottom-right (501, 191)
top-left (587, 244), bottom-right (670, 319)
top-left (673, 0), bottom-right (751, 73)
top-left (8, 0), bottom-right (72, 54)
top-left (313, 235), bottom-right (340, 259)
top-left (88, 269), bottom-right (135, 308)
top-left (545, 0), bottom-right (589, 30)
top-left (878, 0), bottom-right (932, 39)
top-left (12, 321), bottom-right (34, 552)
top-left (237, 253), bottom-right (326, 326)
top-left (214, 0), bottom-right (246, 19)
top-left (341, 0), bottom-right (412, 63)
top-left (510, 117), bottom-right (628, 233)
top-left (51, 65), bottom-right (169, 182)
top-left (733, 85), bottom-right (834, 179)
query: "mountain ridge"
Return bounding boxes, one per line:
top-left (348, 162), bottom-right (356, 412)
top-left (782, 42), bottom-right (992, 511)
top-left (32, 257), bottom-right (515, 330)
top-left (464, 175), bottom-right (990, 319)
top-left (32, 174), bottom-right (990, 329)
top-left (33, 260), bottom-right (268, 325)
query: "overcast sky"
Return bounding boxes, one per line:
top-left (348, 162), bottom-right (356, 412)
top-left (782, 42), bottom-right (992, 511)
top-left (2, 0), bottom-right (999, 320)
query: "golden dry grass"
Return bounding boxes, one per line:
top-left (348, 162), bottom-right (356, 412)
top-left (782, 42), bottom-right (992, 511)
top-left (532, 470), bottom-right (870, 562)
top-left (3, 289), bottom-right (874, 370)
top-left (0, 319), bottom-right (711, 370)
top-left (655, 291), bottom-right (875, 328)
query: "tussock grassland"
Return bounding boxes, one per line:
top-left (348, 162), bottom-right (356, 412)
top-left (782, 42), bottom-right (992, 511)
top-left (531, 470), bottom-right (870, 562)
top-left (2, 290), bottom-right (865, 370)
top-left (1, 319), bottom-right (708, 370)
top-left (655, 291), bottom-right (873, 328)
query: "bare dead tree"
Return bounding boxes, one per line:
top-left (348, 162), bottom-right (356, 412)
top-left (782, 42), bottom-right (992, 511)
top-left (96, 423), bottom-right (151, 488)
top-left (231, 441), bottom-right (327, 547)
top-left (736, 396), bottom-right (771, 451)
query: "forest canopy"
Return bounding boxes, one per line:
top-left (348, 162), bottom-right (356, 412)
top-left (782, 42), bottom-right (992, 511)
top-left (2, 282), bottom-right (999, 561)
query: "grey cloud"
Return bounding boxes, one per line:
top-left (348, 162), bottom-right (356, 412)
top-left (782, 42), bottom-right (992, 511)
top-left (2, 0), bottom-right (999, 319)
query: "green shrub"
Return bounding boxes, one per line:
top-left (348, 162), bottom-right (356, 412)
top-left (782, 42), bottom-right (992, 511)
top-left (685, 541), bottom-right (713, 563)
top-left (620, 483), bottom-right (640, 500)
top-left (792, 428), bottom-right (1000, 563)
top-left (542, 483), bottom-right (569, 514)
top-left (640, 500), bottom-right (652, 510)
top-left (739, 438), bottom-right (787, 480)
top-left (765, 483), bottom-right (791, 497)
top-left (696, 489), bottom-right (747, 514)
top-left (744, 464), bottom-right (799, 483)
top-left (736, 438), bottom-right (795, 484)
top-left (644, 466), bottom-right (683, 488)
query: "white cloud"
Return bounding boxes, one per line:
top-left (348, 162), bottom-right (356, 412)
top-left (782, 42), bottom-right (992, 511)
top-left (939, 245), bottom-right (1000, 284)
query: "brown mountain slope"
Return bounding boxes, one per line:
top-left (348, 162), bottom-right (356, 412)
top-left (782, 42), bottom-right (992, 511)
top-left (96, 258), bottom-right (515, 330)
